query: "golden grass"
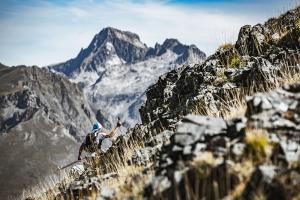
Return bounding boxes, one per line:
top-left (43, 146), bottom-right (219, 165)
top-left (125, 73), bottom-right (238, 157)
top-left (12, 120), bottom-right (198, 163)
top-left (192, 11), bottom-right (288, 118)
top-left (220, 62), bottom-right (300, 120)
top-left (228, 53), bottom-right (244, 68)
top-left (244, 129), bottom-right (272, 164)
top-left (219, 43), bottom-right (235, 50)
top-left (191, 152), bottom-right (216, 167)
top-left (23, 139), bottom-right (146, 200)
top-left (252, 189), bottom-right (268, 200)
top-left (116, 166), bottom-right (154, 199)
top-left (22, 168), bottom-right (76, 200)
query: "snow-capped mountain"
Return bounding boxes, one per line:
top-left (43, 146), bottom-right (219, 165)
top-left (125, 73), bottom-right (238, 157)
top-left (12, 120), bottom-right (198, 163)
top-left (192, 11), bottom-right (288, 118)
top-left (50, 27), bottom-right (206, 128)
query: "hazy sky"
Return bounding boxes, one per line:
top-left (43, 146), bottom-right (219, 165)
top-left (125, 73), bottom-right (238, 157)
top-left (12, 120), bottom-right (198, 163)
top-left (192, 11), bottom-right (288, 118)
top-left (0, 0), bottom-right (298, 66)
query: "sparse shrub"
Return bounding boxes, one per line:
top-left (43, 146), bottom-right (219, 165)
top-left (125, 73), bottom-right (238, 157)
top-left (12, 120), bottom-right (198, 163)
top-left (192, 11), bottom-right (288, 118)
top-left (214, 71), bottom-right (230, 86)
top-left (188, 98), bottom-right (209, 116)
top-left (217, 71), bottom-right (227, 80)
top-left (119, 171), bottom-right (148, 199)
top-left (243, 129), bottom-right (270, 163)
top-left (192, 152), bottom-right (215, 177)
top-left (253, 189), bottom-right (269, 200)
top-left (229, 53), bottom-right (244, 68)
top-left (219, 43), bottom-right (235, 50)
top-left (217, 43), bottom-right (244, 68)
top-left (295, 18), bottom-right (300, 27)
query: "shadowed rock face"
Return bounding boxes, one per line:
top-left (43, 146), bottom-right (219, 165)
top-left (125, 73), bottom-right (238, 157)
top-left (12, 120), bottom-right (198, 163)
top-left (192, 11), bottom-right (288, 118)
top-left (49, 27), bottom-right (206, 128)
top-left (0, 65), bottom-right (95, 199)
top-left (144, 83), bottom-right (300, 200)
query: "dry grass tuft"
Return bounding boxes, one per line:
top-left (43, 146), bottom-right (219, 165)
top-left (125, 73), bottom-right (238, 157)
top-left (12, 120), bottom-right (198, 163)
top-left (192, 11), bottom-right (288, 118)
top-left (244, 129), bottom-right (271, 164)
top-left (217, 62), bottom-right (300, 120)
top-left (219, 43), bottom-right (235, 50)
top-left (23, 138), bottom-right (147, 200)
top-left (117, 166), bottom-right (154, 199)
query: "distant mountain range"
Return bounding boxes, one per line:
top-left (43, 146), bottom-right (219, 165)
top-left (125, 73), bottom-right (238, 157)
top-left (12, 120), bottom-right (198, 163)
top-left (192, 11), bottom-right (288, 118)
top-left (49, 27), bottom-right (206, 128)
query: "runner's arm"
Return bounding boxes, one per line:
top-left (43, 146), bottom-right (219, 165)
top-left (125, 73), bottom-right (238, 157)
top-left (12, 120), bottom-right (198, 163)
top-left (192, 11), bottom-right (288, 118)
top-left (108, 121), bottom-right (122, 137)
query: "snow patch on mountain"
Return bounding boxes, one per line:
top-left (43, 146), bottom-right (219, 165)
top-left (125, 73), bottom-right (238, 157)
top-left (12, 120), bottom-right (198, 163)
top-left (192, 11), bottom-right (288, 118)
top-left (85, 50), bottom-right (179, 122)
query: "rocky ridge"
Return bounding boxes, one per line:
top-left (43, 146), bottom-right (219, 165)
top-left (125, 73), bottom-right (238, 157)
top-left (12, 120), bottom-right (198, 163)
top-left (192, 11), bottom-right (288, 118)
top-left (139, 6), bottom-right (300, 134)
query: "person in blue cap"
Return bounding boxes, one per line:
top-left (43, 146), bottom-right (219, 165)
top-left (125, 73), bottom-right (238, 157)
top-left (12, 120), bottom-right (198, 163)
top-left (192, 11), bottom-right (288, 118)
top-left (77, 120), bottom-right (121, 160)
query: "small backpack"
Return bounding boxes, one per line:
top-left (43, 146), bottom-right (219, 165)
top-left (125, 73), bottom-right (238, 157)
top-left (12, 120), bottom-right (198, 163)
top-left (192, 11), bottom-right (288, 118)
top-left (85, 133), bottom-right (96, 146)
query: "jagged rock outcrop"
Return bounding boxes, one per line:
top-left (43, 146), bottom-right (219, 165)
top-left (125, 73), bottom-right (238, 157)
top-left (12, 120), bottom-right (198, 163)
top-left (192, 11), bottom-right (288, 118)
top-left (0, 64), bottom-right (95, 198)
top-left (138, 8), bottom-right (300, 199)
top-left (236, 7), bottom-right (300, 56)
top-left (144, 82), bottom-right (300, 200)
top-left (49, 27), bottom-right (206, 127)
top-left (139, 6), bottom-right (300, 134)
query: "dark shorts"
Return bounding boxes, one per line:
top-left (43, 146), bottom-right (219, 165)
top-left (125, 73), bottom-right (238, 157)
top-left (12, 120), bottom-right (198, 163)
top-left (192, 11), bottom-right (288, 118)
top-left (83, 134), bottom-right (109, 152)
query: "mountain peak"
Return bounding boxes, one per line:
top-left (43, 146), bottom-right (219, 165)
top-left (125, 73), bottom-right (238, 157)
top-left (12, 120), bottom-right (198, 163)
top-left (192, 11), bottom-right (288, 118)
top-left (93, 27), bottom-right (147, 50)
top-left (101, 27), bottom-right (142, 42)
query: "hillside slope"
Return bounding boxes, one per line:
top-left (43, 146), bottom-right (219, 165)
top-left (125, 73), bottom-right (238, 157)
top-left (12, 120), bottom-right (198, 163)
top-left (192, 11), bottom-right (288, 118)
top-left (29, 6), bottom-right (300, 200)
top-left (0, 65), bottom-right (95, 199)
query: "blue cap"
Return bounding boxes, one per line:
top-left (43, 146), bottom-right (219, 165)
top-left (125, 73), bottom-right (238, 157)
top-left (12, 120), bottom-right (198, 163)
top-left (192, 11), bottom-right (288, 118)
top-left (92, 121), bottom-right (102, 133)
